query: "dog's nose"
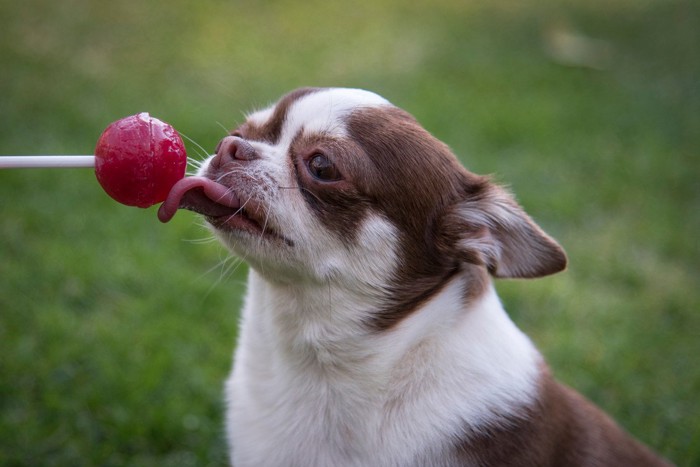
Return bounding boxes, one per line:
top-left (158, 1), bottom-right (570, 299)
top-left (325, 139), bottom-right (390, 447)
top-left (212, 136), bottom-right (258, 168)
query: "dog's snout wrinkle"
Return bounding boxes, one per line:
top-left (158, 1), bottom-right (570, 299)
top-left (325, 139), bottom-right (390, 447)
top-left (213, 136), bottom-right (259, 168)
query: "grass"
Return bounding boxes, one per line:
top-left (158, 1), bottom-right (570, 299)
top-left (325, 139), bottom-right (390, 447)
top-left (1, 0), bottom-right (698, 465)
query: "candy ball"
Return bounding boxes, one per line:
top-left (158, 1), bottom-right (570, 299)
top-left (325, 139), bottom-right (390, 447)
top-left (95, 113), bottom-right (187, 208)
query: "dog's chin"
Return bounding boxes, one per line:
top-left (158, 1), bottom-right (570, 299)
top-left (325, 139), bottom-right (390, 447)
top-left (207, 210), bottom-right (292, 247)
top-left (207, 211), bottom-right (306, 277)
top-left (215, 233), bottom-right (320, 286)
top-left (210, 215), bottom-right (258, 237)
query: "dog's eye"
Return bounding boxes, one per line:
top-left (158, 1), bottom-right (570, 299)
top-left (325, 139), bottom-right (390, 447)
top-left (307, 154), bottom-right (341, 181)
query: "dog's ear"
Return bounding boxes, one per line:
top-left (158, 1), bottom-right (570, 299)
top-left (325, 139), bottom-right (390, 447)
top-left (444, 182), bottom-right (567, 279)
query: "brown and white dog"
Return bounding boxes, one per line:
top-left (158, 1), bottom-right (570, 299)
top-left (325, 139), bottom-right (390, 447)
top-left (159, 88), bottom-right (671, 466)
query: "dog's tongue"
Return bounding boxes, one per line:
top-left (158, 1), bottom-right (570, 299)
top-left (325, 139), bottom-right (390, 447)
top-left (157, 176), bottom-right (240, 223)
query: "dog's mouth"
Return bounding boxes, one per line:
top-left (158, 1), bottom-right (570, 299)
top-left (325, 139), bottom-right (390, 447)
top-left (158, 177), bottom-right (290, 244)
top-left (158, 176), bottom-right (240, 222)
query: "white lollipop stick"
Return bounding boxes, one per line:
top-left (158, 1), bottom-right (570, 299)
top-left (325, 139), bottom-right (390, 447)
top-left (0, 155), bottom-right (95, 168)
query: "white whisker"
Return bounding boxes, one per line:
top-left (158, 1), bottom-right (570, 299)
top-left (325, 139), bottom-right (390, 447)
top-left (216, 121), bottom-right (232, 134)
top-left (299, 186), bottom-right (323, 203)
top-left (181, 235), bottom-right (219, 245)
top-left (180, 132), bottom-right (213, 160)
top-left (258, 206), bottom-right (272, 248)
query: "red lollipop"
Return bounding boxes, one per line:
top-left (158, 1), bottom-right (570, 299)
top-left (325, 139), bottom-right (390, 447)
top-left (95, 113), bottom-right (187, 208)
top-left (0, 113), bottom-right (187, 210)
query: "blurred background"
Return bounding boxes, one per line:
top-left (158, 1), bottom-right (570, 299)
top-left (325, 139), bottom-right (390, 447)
top-left (1, 0), bottom-right (698, 465)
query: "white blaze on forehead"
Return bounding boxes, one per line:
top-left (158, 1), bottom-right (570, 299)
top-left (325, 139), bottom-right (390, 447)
top-left (245, 106), bottom-right (274, 127)
top-left (247, 88), bottom-right (391, 145)
top-left (286, 88), bottom-right (390, 139)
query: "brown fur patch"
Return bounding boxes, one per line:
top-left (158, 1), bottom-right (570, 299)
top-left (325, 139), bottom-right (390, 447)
top-left (346, 106), bottom-right (491, 330)
top-left (449, 367), bottom-right (673, 466)
top-left (235, 87), bottom-right (320, 143)
top-left (289, 131), bottom-right (374, 242)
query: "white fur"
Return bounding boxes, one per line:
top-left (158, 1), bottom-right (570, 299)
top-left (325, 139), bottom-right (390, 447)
top-left (281, 88), bottom-right (390, 143)
top-left (226, 277), bottom-right (541, 467)
top-left (247, 88), bottom-right (389, 144)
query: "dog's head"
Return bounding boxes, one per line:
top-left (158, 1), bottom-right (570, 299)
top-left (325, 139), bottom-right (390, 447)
top-left (160, 87), bottom-right (566, 328)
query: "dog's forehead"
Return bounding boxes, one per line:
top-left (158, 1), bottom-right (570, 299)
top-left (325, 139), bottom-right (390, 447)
top-left (247, 88), bottom-right (390, 142)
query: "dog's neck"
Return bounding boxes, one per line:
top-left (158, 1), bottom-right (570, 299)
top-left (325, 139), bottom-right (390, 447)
top-left (237, 267), bottom-right (543, 452)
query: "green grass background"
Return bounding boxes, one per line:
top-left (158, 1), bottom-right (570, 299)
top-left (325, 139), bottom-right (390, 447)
top-left (1, 0), bottom-right (698, 465)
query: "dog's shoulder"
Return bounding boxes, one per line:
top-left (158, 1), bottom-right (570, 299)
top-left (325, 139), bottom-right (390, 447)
top-left (446, 371), bottom-right (672, 467)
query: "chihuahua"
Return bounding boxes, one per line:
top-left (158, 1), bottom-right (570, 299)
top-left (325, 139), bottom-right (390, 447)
top-left (159, 87), bottom-right (670, 466)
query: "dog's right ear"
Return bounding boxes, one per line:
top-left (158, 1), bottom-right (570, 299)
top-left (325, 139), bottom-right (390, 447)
top-left (441, 180), bottom-right (567, 279)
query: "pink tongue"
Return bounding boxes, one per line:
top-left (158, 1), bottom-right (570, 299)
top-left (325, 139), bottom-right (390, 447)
top-left (157, 176), bottom-right (240, 223)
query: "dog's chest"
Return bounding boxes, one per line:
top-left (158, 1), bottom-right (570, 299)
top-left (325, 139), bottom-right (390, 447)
top-left (226, 304), bottom-right (406, 463)
top-left (225, 275), bottom-right (541, 467)
top-left (226, 348), bottom-right (464, 467)
top-left (229, 366), bottom-right (388, 466)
